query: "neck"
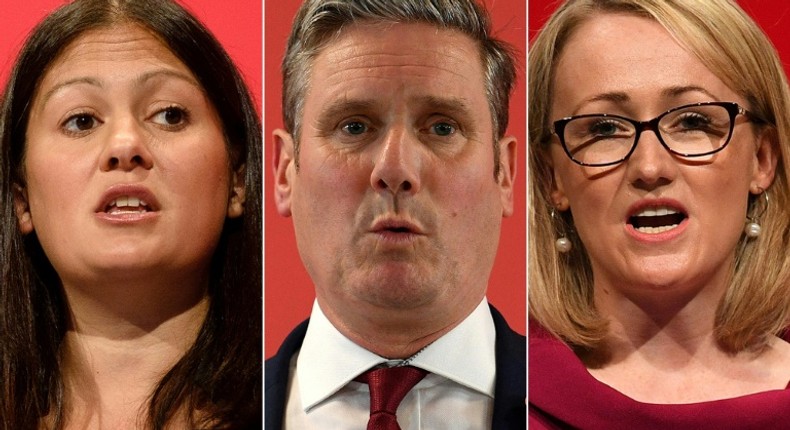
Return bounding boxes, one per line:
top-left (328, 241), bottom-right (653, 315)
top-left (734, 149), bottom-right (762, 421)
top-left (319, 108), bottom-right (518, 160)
top-left (582, 262), bottom-right (790, 403)
top-left (57, 274), bottom-right (209, 428)
top-left (318, 295), bottom-right (483, 359)
top-left (588, 258), bottom-right (735, 365)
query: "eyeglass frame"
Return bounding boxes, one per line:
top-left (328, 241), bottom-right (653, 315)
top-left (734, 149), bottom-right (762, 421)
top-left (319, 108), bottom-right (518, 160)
top-left (552, 101), bottom-right (764, 167)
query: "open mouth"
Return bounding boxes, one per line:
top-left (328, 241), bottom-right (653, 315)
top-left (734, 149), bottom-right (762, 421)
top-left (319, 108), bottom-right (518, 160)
top-left (104, 196), bottom-right (153, 215)
top-left (384, 226), bottom-right (413, 233)
top-left (628, 206), bottom-right (687, 234)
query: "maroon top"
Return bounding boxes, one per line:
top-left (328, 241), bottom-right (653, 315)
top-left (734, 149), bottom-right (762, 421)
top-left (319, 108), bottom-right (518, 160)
top-left (529, 323), bottom-right (790, 429)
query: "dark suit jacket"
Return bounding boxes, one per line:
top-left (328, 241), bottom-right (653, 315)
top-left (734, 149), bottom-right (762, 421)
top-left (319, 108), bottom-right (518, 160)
top-left (265, 305), bottom-right (526, 429)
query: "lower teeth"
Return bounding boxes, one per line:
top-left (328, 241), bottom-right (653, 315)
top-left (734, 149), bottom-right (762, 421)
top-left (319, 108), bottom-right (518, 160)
top-left (635, 224), bottom-right (678, 234)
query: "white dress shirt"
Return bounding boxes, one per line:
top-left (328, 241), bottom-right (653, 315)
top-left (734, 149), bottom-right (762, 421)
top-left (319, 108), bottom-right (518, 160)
top-left (284, 298), bottom-right (497, 429)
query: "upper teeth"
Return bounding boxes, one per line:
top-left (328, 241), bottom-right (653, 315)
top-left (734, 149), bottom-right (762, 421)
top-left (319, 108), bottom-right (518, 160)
top-left (110, 196), bottom-right (146, 208)
top-left (633, 207), bottom-right (679, 217)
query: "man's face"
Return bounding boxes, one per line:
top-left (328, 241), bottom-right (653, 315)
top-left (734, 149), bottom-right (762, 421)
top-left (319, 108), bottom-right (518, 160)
top-left (274, 22), bottom-right (515, 325)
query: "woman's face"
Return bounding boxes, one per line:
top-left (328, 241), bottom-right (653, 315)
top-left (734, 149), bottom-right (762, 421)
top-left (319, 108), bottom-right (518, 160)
top-left (549, 13), bottom-right (776, 299)
top-left (20, 24), bottom-right (243, 287)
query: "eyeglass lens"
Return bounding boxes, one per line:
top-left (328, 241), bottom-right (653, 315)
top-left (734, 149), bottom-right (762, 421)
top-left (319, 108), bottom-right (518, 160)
top-left (562, 104), bottom-right (733, 166)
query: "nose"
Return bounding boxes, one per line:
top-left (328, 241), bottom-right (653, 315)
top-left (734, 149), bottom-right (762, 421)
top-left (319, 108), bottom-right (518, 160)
top-left (624, 129), bottom-right (677, 190)
top-left (99, 117), bottom-right (154, 172)
top-left (370, 126), bottom-right (421, 195)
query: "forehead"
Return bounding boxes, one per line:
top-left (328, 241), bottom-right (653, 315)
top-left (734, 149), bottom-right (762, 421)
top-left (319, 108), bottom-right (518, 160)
top-left (37, 23), bottom-right (195, 91)
top-left (304, 21), bottom-right (489, 114)
top-left (552, 13), bottom-right (737, 113)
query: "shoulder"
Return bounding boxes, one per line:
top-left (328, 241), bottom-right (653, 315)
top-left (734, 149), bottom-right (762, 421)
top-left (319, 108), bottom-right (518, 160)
top-left (265, 319), bottom-right (309, 390)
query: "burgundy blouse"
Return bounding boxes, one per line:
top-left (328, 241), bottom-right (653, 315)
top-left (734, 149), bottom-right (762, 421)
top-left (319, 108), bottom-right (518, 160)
top-left (529, 323), bottom-right (790, 429)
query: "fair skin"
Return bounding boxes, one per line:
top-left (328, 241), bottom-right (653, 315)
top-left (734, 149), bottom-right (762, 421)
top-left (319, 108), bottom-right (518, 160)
top-left (274, 22), bottom-right (516, 359)
top-left (18, 24), bottom-right (244, 428)
top-left (550, 13), bottom-right (790, 403)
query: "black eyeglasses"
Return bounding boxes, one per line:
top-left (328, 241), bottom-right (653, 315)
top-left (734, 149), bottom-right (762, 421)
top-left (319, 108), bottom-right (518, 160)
top-left (552, 101), bottom-right (763, 167)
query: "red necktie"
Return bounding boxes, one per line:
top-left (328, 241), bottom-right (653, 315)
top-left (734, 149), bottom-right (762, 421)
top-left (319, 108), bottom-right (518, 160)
top-left (356, 366), bottom-right (428, 430)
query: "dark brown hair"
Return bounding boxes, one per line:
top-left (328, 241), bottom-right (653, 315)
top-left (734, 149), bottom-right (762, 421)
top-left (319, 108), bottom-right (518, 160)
top-left (0, 0), bottom-right (262, 428)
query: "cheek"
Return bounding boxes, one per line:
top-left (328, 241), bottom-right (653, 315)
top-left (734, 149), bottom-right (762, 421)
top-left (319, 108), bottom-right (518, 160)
top-left (24, 146), bottom-right (96, 225)
top-left (169, 144), bottom-right (232, 215)
top-left (291, 153), bottom-right (368, 245)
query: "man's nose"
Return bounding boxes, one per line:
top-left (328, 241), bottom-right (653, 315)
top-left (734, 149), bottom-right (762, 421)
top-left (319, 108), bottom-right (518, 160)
top-left (370, 126), bottom-right (422, 195)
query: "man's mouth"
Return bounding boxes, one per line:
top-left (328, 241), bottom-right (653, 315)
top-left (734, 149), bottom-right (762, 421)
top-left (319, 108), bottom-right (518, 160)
top-left (369, 217), bottom-right (425, 242)
top-left (627, 206), bottom-right (687, 234)
top-left (382, 226), bottom-right (414, 233)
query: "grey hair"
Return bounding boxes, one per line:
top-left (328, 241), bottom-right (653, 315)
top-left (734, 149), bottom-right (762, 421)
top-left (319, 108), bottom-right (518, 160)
top-left (282, 0), bottom-right (516, 176)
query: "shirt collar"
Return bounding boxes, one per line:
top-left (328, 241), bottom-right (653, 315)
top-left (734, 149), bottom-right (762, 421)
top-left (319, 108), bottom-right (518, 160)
top-left (295, 298), bottom-right (496, 412)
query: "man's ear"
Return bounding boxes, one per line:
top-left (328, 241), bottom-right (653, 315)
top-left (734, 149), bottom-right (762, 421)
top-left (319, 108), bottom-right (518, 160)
top-left (273, 129), bottom-right (295, 217)
top-left (227, 164), bottom-right (246, 218)
top-left (13, 184), bottom-right (34, 234)
top-left (497, 136), bottom-right (517, 217)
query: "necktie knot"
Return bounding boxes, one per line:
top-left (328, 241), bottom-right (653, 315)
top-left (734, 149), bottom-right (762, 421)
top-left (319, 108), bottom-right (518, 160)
top-left (356, 365), bottom-right (427, 430)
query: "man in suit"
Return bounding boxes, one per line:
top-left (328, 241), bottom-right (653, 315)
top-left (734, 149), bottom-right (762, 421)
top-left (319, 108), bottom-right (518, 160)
top-left (267, 0), bottom-right (524, 428)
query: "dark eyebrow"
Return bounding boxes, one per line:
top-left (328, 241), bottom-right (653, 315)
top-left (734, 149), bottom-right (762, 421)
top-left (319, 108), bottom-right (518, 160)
top-left (39, 69), bottom-right (201, 109)
top-left (41, 77), bottom-right (103, 107)
top-left (417, 95), bottom-right (472, 117)
top-left (135, 69), bottom-right (200, 89)
top-left (316, 95), bottom-right (474, 129)
top-left (319, 98), bottom-right (378, 123)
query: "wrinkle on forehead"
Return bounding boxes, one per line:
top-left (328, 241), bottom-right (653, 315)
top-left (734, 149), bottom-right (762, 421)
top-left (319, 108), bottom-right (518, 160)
top-left (320, 21), bottom-right (480, 82)
top-left (54, 23), bottom-right (172, 65)
top-left (33, 24), bottom-right (197, 110)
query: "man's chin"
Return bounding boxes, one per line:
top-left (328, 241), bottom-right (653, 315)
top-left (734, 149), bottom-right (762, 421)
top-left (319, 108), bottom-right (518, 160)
top-left (347, 272), bottom-right (444, 311)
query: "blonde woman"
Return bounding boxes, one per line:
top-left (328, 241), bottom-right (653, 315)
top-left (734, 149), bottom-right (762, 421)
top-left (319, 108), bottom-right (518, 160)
top-left (529, 0), bottom-right (790, 428)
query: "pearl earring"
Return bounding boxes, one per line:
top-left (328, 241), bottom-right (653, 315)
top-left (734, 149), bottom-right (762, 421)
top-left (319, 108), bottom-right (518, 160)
top-left (744, 188), bottom-right (768, 239)
top-left (551, 208), bottom-right (572, 253)
top-left (555, 237), bottom-right (572, 253)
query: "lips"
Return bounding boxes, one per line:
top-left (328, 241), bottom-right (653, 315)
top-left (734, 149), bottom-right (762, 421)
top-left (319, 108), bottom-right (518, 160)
top-left (626, 201), bottom-right (688, 235)
top-left (371, 217), bottom-right (424, 235)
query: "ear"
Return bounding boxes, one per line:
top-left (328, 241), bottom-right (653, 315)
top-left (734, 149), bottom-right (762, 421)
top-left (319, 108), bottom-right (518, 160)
top-left (273, 129), bottom-right (295, 217)
top-left (497, 136), bottom-right (517, 217)
top-left (227, 164), bottom-right (246, 218)
top-left (13, 184), bottom-right (34, 234)
top-left (750, 126), bottom-right (778, 192)
top-left (548, 151), bottom-right (570, 211)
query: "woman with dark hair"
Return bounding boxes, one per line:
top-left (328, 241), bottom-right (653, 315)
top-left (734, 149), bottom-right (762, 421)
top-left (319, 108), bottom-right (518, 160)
top-left (0, 0), bottom-right (262, 428)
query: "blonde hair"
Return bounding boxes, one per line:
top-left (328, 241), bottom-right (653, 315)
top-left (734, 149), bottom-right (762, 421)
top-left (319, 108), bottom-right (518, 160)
top-left (528, 0), bottom-right (790, 352)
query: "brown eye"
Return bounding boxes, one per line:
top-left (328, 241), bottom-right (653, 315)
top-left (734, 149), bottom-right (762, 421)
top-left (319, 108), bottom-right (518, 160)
top-left (152, 106), bottom-right (189, 128)
top-left (63, 114), bottom-right (98, 133)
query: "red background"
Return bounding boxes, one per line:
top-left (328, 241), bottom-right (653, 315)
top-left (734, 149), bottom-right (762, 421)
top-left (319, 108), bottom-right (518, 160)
top-left (529, 0), bottom-right (790, 78)
top-left (1, 0), bottom-right (261, 111)
top-left (265, 1), bottom-right (527, 357)
top-left (0, 0), bottom-right (262, 350)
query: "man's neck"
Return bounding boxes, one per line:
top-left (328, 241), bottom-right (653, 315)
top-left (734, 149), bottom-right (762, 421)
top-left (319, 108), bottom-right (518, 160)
top-left (318, 296), bottom-right (483, 358)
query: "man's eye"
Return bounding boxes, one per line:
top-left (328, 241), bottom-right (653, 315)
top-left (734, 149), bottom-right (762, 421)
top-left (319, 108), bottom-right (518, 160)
top-left (152, 107), bottom-right (189, 127)
top-left (341, 121), bottom-right (367, 135)
top-left (431, 122), bottom-right (456, 136)
top-left (63, 114), bottom-right (99, 133)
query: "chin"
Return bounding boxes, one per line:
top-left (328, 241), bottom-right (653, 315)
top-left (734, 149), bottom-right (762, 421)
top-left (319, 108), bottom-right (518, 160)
top-left (347, 265), bottom-right (449, 311)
